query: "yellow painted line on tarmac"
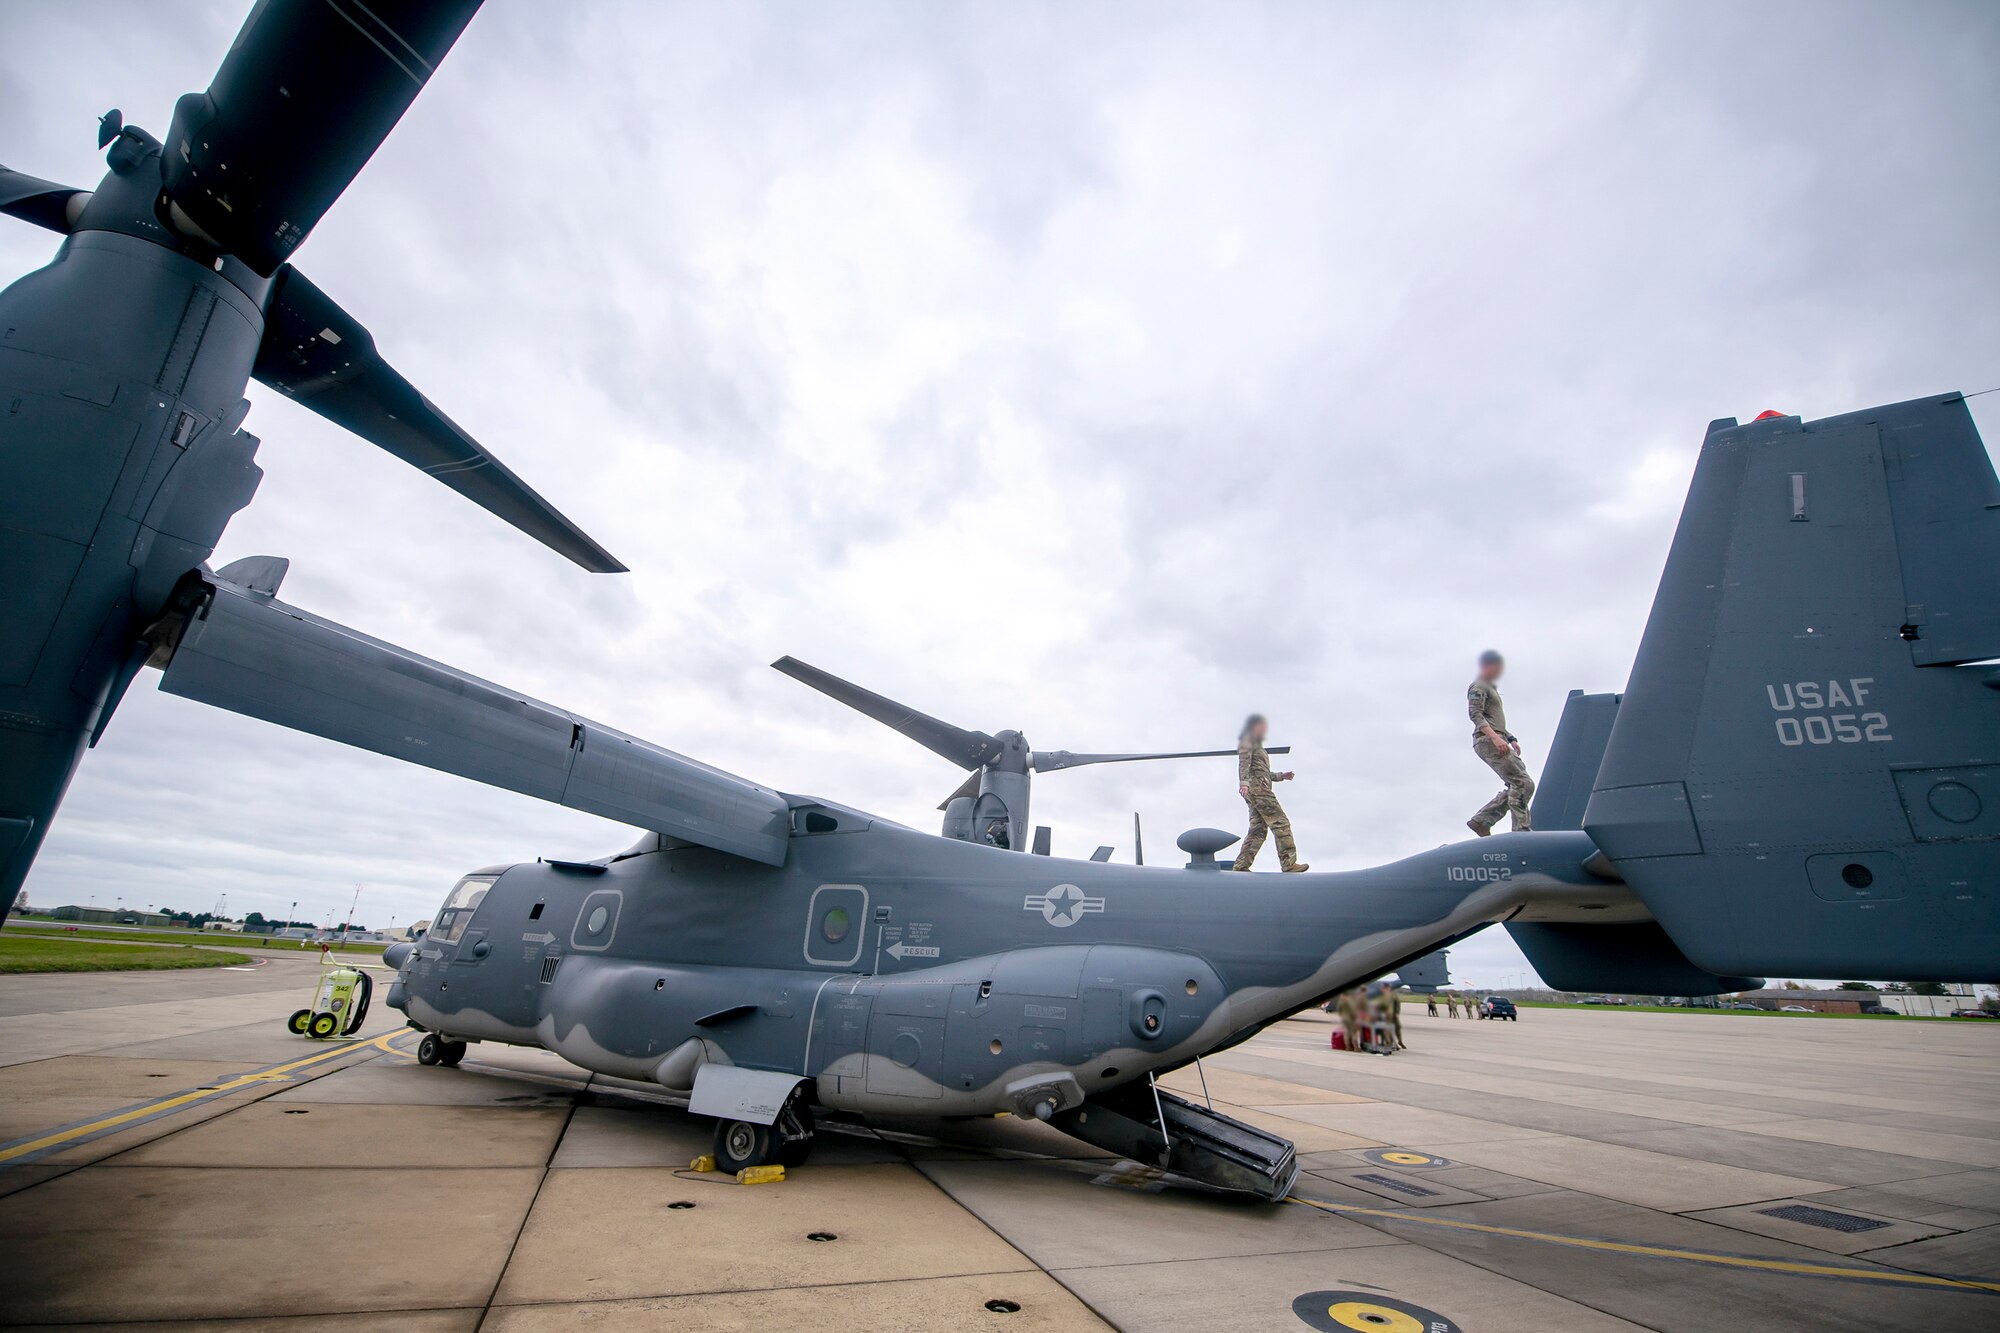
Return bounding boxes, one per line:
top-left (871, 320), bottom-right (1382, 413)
top-left (1288, 1194), bottom-right (2000, 1295)
top-left (0, 1030), bottom-right (405, 1165)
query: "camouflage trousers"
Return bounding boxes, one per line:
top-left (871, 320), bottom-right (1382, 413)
top-left (1233, 788), bottom-right (1300, 870)
top-left (1471, 736), bottom-right (1535, 832)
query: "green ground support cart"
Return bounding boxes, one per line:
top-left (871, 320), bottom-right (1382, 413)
top-left (287, 964), bottom-right (373, 1039)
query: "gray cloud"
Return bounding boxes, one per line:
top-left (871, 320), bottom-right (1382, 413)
top-left (6, 1), bottom-right (1996, 985)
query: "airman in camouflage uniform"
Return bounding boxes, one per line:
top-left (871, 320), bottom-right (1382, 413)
top-left (1334, 987), bottom-right (1361, 1052)
top-left (1466, 650), bottom-right (1534, 835)
top-left (1232, 714), bottom-right (1308, 872)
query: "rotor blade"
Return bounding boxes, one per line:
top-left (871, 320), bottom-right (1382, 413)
top-left (1133, 812), bottom-right (1144, 866)
top-left (0, 166), bottom-right (87, 233)
top-left (253, 266), bottom-right (625, 573)
top-left (773, 657), bottom-right (1003, 769)
top-left (1031, 745), bottom-right (1289, 774)
top-left (161, 0), bottom-right (484, 274)
top-left (936, 769), bottom-right (982, 812)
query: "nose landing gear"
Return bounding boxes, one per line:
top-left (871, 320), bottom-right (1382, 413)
top-left (416, 1033), bottom-right (467, 1067)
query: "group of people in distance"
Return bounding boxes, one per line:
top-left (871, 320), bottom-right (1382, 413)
top-left (1328, 982), bottom-right (1403, 1055)
top-left (1233, 651), bottom-right (1535, 873)
top-left (1328, 986), bottom-right (1498, 1055)
top-left (1426, 991), bottom-right (1485, 1019)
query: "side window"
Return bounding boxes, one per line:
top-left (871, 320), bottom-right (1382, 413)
top-left (803, 884), bottom-right (868, 967)
top-left (431, 875), bottom-right (495, 945)
top-left (570, 889), bottom-right (622, 952)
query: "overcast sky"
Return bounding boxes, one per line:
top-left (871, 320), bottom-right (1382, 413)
top-left (4, 1), bottom-right (1996, 985)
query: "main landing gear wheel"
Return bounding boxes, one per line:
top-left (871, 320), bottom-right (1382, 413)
top-left (712, 1090), bottom-right (816, 1172)
top-left (712, 1118), bottom-right (773, 1173)
top-left (439, 1040), bottom-right (467, 1067)
top-left (286, 1009), bottom-right (312, 1035)
top-left (307, 1011), bottom-right (340, 1039)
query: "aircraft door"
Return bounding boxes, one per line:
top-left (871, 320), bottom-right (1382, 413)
top-left (808, 987), bottom-right (872, 1097)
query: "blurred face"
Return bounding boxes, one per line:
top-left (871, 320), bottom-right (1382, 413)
top-left (1479, 657), bottom-right (1505, 682)
top-left (1249, 717), bottom-right (1269, 741)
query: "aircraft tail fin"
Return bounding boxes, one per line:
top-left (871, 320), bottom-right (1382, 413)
top-left (1530, 691), bottom-right (1621, 832)
top-left (1393, 948), bottom-right (1451, 992)
top-left (1582, 393), bottom-right (2000, 980)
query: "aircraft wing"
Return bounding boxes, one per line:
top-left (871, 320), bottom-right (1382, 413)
top-left (154, 572), bottom-right (789, 865)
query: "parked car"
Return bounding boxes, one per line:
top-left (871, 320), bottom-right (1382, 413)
top-left (1779, 1005), bottom-right (1813, 1013)
top-left (1724, 1002), bottom-right (1761, 1010)
top-left (1860, 1005), bottom-right (1898, 1016)
top-left (1949, 1009), bottom-right (1999, 1020)
top-left (1481, 996), bottom-right (1518, 1021)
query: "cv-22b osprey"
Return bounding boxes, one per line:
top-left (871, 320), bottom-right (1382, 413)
top-left (5, 0), bottom-right (1994, 1201)
top-left (159, 394), bottom-right (1991, 1199)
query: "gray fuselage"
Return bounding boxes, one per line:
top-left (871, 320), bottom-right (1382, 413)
top-left (391, 815), bottom-right (1612, 1118)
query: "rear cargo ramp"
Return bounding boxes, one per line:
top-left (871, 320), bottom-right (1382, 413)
top-left (1055, 1082), bottom-right (1299, 1201)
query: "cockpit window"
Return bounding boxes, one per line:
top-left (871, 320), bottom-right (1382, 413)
top-left (432, 875), bottom-right (495, 945)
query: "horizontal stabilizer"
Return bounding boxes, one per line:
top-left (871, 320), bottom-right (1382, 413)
top-left (0, 166), bottom-right (87, 233)
top-left (254, 267), bottom-right (625, 573)
top-left (161, 0), bottom-right (483, 274)
top-left (157, 576), bottom-right (788, 864)
top-left (1506, 922), bottom-right (1762, 996)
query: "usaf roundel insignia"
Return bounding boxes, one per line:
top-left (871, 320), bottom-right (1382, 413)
top-left (1023, 883), bottom-right (1104, 927)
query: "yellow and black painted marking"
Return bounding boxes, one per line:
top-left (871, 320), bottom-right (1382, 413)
top-left (1292, 1290), bottom-right (1460, 1332)
top-left (1288, 1194), bottom-right (2000, 1297)
top-left (1359, 1148), bottom-right (1452, 1170)
top-left (0, 1029), bottom-right (411, 1167)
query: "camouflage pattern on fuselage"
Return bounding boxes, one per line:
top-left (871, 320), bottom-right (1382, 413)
top-left (392, 817), bottom-right (1611, 1118)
